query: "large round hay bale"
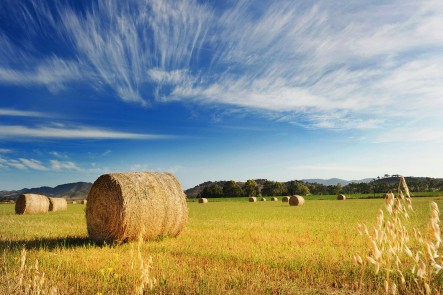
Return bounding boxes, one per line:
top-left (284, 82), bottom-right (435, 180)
top-left (198, 198), bottom-right (208, 204)
top-left (48, 197), bottom-right (67, 212)
top-left (260, 197), bottom-right (267, 201)
top-left (271, 197), bottom-right (278, 201)
top-left (86, 172), bottom-right (188, 243)
top-left (289, 195), bottom-right (305, 206)
top-left (337, 194), bottom-right (346, 200)
top-left (15, 194), bottom-right (49, 215)
top-left (249, 197), bottom-right (257, 202)
top-left (282, 196), bottom-right (290, 202)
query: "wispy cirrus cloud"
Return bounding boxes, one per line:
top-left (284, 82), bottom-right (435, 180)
top-left (50, 160), bottom-right (81, 171)
top-left (48, 151), bottom-right (69, 159)
top-left (0, 108), bottom-right (50, 118)
top-left (19, 158), bottom-right (47, 170)
top-left (0, 124), bottom-right (172, 140)
top-left (1, 0), bottom-right (442, 130)
top-left (0, 157), bottom-right (46, 170)
top-left (0, 156), bottom-right (82, 172)
top-left (0, 148), bottom-right (13, 153)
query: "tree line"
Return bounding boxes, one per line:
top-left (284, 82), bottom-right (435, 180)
top-left (196, 176), bottom-right (443, 198)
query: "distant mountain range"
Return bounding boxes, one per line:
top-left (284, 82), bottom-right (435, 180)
top-left (1, 176), bottom-right (439, 201)
top-left (0, 182), bottom-right (92, 200)
top-left (301, 178), bottom-right (374, 186)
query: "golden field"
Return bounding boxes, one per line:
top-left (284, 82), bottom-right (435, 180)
top-left (1, 196), bottom-right (441, 294)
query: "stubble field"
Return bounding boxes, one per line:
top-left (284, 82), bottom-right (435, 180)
top-left (0, 196), bottom-right (441, 294)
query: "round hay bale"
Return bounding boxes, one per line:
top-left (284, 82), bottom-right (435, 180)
top-left (198, 198), bottom-right (208, 204)
top-left (337, 194), bottom-right (346, 200)
top-left (271, 197), bottom-right (278, 201)
top-left (260, 197), bottom-right (266, 201)
top-left (72, 201), bottom-right (77, 204)
top-left (86, 172), bottom-right (188, 243)
top-left (249, 197), bottom-right (257, 202)
top-left (289, 195), bottom-right (305, 206)
top-left (48, 197), bottom-right (67, 212)
top-left (15, 194), bottom-right (49, 215)
top-left (282, 196), bottom-right (290, 202)
top-left (81, 200), bottom-right (87, 205)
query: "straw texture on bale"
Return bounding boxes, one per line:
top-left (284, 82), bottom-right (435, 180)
top-left (289, 195), bottom-right (305, 206)
top-left (271, 197), bottom-right (278, 201)
top-left (198, 198), bottom-right (208, 204)
top-left (282, 196), bottom-right (290, 202)
top-left (15, 194), bottom-right (49, 215)
top-left (249, 197), bottom-right (257, 202)
top-left (48, 197), bottom-right (67, 212)
top-left (337, 194), bottom-right (346, 200)
top-left (86, 172), bottom-right (188, 243)
top-left (260, 197), bottom-right (267, 201)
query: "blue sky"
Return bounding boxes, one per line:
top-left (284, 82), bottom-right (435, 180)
top-left (1, 0), bottom-right (443, 190)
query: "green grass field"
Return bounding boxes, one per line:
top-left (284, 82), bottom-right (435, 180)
top-left (1, 197), bottom-right (442, 294)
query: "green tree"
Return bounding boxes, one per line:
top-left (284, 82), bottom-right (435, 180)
top-left (244, 179), bottom-right (259, 197)
top-left (223, 181), bottom-right (244, 197)
top-left (200, 184), bottom-right (223, 198)
top-left (287, 181), bottom-right (311, 196)
top-left (261, 181), bottom-right (287, 196)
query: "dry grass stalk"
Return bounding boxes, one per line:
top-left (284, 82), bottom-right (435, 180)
top-left (136, 233), bottom-right (156, 294)
top-left (198, 198), bottom-right (208, 204)
top-left (271, 197), bottom-right (278, 202)
top-left (354, 176), bottom-right (443, 295)
top-left (282, 196), bottom-right (290, 202)
top-left (289, 195), bottom-right (305, 206)
top-left (337, 194), bottom-right (346, 200)
top-left (15, 194), bottom-right (49, 215)
top-left (86, 172), bottom-right (188, 243)
top-left (6, 248), bottom-right (57, 295)
top-left (249, 197), bottom-right (257, 202)
top-left (48, 197), bottom-right (67, 212)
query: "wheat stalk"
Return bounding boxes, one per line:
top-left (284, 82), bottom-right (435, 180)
top-left (354, 176), bottom-right (443, 294)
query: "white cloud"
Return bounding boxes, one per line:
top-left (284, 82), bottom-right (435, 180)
top-left (0, 109), bottom-right (49, 118)
top-left (49, 151), bottom-right (69, 159)
top-left (0, 125), bottom-right (172, 140)
top-left (19, 158), bottom-right (47, 171)
top-left (0, 156), bottom-right (83, 172)
top-left (0, 157), bottom-right (39, 170)
top-left (0, 0), bottom-right (442, 131)
top-left (102, 150), bottom-right (112, 156)
top-left (0, 58), bottom-right (84, 93)
top-left (50, 160), bottom-right (81, 171)
top-left (373, 127), bottom-right (443, 144)
top-left (0, 148), bottom-right (13, 153)
top-left (6, 160), bottom-right (27, 170)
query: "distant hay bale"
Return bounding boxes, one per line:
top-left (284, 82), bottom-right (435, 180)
top-left (249, 197), bottom-right (257, 202)
top-left (15, 194), bottom-right (49, 215)
top-left (337, 194), bottom-right (346, 200)
top-left (282, 196), bottom-right (290, 202)
top-left (48, 197), bottom-right (67, 212)
top-left (86, 172), bottom-right (188, 243)
top-left (260, 197), bottom-right (267, 201)
top-left (198, 198), bottom-right (208, 204)
top-left (289, 195), bottom-right (305, 206)
top-left (81, 200), bottom-right (87, 205)
top-left (72, 201), bottom-right (77, 204)
top-left (271, 197), bottom-right (278, 201)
